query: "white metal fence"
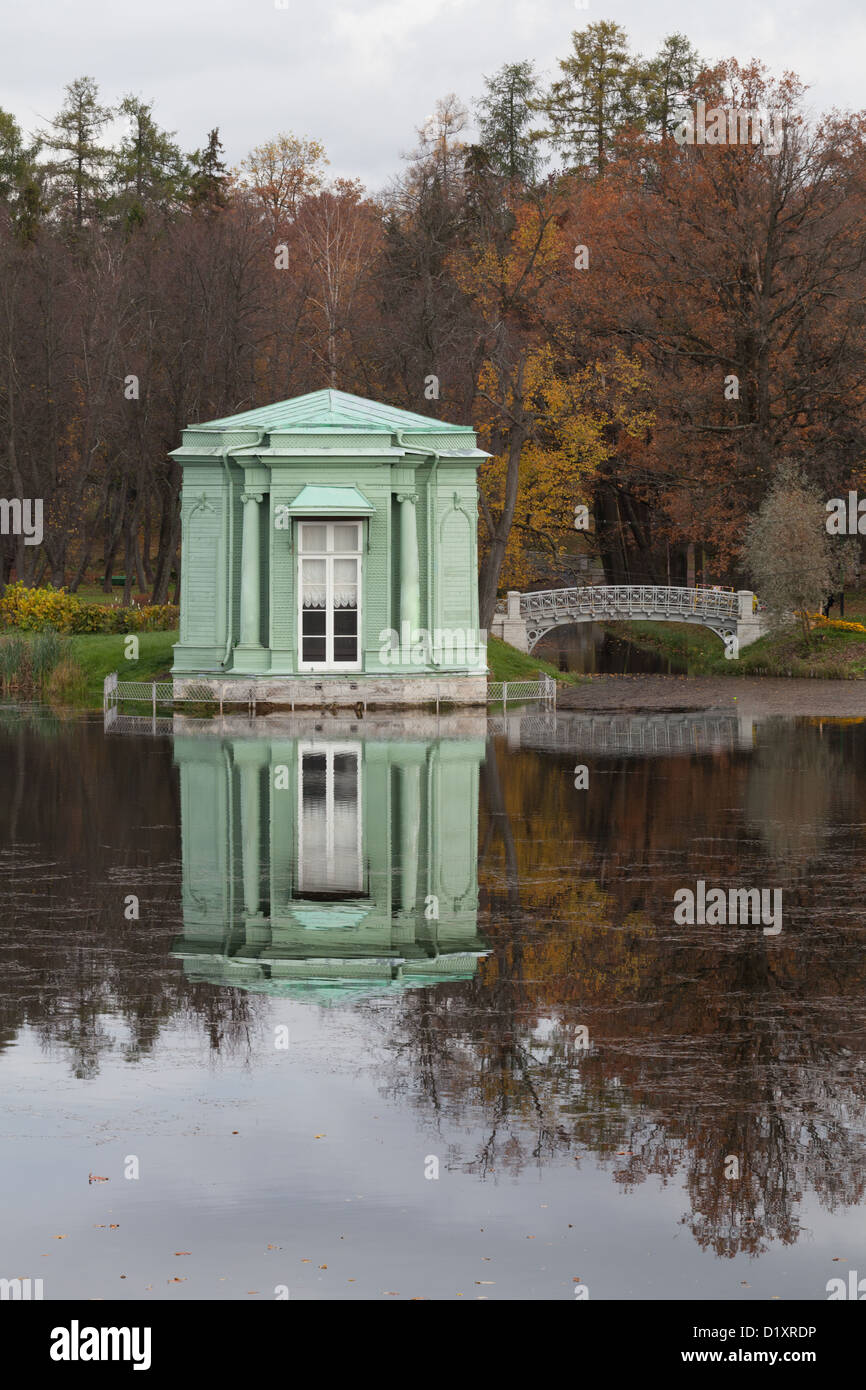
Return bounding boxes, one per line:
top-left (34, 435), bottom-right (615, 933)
top-left (486, 674), bottom-right (557, 709)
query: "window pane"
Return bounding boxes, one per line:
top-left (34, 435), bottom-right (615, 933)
top-left (300, 524), bottom-right (327, 552)
top-left (302, 610), bottom-right (326, 635)
top-left (302, 637), bottom-right (326, 662)
top-left (333, 523), bottom-right (360, 552)
top-left (301, 557), bottom-right (327, 608)
top-left (333, 636), bottom-right (358, 663)
top-left (333, 557), bottom-right (358, 609)
top-left (334, 610), bottom-right (357, 636)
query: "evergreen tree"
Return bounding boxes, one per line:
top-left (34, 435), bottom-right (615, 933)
top-left (538, 22), bottom-right (640, 175)
top-left (474, 60), bottom-right (544, 184)
top-left (638, 33), bottom-right (703, 140)
top-left (110, 96), bottom-right (189, 226)
top-left (41, 76), bottom-right (113, 225)
top-left (188, 128), bottom-right (229, 210)
top-left (0, 108), bottom-right (43, 239)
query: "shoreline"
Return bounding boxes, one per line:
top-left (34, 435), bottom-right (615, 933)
top-left (557, 674), bottom-right (866, 717)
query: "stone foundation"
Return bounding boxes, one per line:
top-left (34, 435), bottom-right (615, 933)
top-left (172, 672), bottom-right (488, 709)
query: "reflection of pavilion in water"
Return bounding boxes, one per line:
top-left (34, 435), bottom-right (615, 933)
top-left (172, 720), bottom-right (487, 997)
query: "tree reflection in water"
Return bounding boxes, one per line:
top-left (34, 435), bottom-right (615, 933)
top-left (378, 717), bottom-right (866, 1258)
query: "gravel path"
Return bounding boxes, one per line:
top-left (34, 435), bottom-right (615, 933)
top-left (557, 674), bottom-right (866, 716)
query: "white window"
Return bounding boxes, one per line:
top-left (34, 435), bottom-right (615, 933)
top-left (296, 743), bottom-right (363, 897)
top-left (298, 521), bottom-right (362, 670)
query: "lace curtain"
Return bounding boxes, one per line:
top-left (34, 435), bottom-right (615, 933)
top-left (302, 588), bottom-right (357, 608)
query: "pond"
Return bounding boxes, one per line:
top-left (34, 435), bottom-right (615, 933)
top-left (534, 621), bottom-right (687, 675)
top-left (1, 704), bottom-right (865, 1300)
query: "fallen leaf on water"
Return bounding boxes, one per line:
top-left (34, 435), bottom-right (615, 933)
top-left (54, 1235), bottom-right (68, 1240)
top-left (301, 1259), bottom-right (311, 1264)
top-left (266, 1244), bottom-right (280, 1251)
top-left (174, 1252), bottom-right (191, 1256)
top-left (314, 1134), bottom-right (325, 1139)
top-left (168, 1277), bottom-right (187, 1283)
top-left (384, 1291), bottom-right (399, 1296)
top-left (319, 1264), bottom-right (327, 1269)
top-left (89, 1174), bottom-right (109, 1183)
top-left (109, 1224), bottom-right (120, 1229)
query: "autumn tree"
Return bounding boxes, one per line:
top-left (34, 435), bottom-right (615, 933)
top-left (741, 462), bottom-right (831, 638)
top-left (237, 132), bottom-right (328, 229)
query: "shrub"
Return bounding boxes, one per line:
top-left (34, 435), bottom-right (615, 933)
top-left (0, 583), bottom-right (179, 634)
top-left (0, 581), bottom-right (78, 631)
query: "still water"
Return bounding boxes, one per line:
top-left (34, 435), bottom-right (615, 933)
top-left (535, 622), bottom-right (685, 674)
top-left (1, 704), bottom-right (865, 1300)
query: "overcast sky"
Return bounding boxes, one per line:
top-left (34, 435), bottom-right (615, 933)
top-left (3, 0), bottom-right (859, 193)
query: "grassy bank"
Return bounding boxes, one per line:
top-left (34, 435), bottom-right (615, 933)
top-left (485, 635), bottom-right (581, 684)
top-left (70, 630), bottom-right (179, 704)
top-left (609, 618), bottom-right (866, 679)
top-left (2, 628), bottom-right (576, 709)
top-left (0, 629), bottom-right (178, 707)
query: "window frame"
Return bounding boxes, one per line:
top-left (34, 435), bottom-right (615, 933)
top-left (297, 520), bottom-right (363, 672)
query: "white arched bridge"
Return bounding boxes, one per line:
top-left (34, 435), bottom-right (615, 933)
top-left (491, 585), bottom-right (766, 652)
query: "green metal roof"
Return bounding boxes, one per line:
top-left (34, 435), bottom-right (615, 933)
top-left (194, 388), bottom-right (470, 434)
top-left (287, 484), bottom-right (375, 514)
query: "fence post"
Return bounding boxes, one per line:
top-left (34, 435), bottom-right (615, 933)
top-left (502, 681), bottom-right (507, 713)
top-left (152, 682), bottom-right (156, 721)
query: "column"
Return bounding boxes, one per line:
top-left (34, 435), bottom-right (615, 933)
top-left (398, 762), bottom-right (421, 916)
top-left (238, 491), bottom-right (263, 649)
top-left (397, 492), bottom-right (421, 634)
top-left (233, 742), bottom-right (268, 931)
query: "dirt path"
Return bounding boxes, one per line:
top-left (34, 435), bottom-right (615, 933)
top-left (558, 675), bottom-right (866, 717)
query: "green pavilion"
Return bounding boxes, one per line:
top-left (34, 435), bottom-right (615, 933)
top-left (171, 390), bottom-right (489, 706)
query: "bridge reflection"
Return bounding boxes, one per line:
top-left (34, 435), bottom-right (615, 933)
top-left (488, 709), bottom-right (756, 756)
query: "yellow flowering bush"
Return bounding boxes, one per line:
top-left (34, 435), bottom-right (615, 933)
top-left (0, 582), bottom-right (79, 631)
top-left (0, 583), bottom-right (178, 633)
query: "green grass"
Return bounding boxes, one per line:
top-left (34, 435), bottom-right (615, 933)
top-left (69, 630), bottom-right (179, 705)
top-left (610, 616), bottom-right (866, 679)
top-left (486, 635), bottom-right (581, 683)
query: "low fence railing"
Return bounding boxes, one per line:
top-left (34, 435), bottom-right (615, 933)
top-left (486, 674), bottom-right (557, 709)
top-left (105, 671), bottom-right (557, 719)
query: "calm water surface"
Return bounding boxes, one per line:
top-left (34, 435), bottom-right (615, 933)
top-left (1, 704), bottom-right (865, 1300)
top-left (534, 622), bottom-right (685, 674)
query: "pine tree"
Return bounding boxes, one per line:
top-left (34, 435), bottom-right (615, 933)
top-left (188, 128), bottom-right (229, 211)
top-left (539, 22), bottom-right (640, 175)
top-left (474, 60), bottom-right (544, 184)
top-left (41, 76), bottom-right (113, 225)
top-left (110, 96), bottom-right (188, 226)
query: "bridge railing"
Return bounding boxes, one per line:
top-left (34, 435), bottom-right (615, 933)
top-left (518, 585), bottom-right (740, 620)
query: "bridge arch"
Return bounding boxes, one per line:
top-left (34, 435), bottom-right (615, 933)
top-left (491, 586), bottom-right (765, 653)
